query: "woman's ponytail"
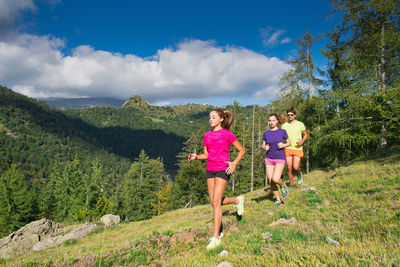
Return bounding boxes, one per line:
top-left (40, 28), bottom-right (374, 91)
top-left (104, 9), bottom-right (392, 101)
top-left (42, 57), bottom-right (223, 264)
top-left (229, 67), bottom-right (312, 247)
top-left (222, 110), bottom-right (234, 130)
top-left (212, 108), bottom-right (234, 130)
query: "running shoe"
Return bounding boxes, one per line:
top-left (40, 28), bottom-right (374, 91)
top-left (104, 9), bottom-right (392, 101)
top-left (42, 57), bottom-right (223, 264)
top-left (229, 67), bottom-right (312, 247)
top-left (235, 196), bottom-right (245, 216)
top-left (288, 185), bottom-right (295, 191)
top-left (206, 236), bottom-right (221, 250)
top-left (297, 172), bottom-right (303, 185)
top-left (281, 184), bottom-right (289, 198)
top-left (274, 200), bottom-right (284, 206)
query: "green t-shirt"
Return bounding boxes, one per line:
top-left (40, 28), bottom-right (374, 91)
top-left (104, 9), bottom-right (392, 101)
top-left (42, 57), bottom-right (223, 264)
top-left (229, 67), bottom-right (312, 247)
top-left (281, 120), bottom-right (306, 150)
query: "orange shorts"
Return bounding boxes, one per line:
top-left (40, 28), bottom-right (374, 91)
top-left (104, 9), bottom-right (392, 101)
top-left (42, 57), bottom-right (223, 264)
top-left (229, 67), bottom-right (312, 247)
top-left (285, 148), bottom-right (304, 158)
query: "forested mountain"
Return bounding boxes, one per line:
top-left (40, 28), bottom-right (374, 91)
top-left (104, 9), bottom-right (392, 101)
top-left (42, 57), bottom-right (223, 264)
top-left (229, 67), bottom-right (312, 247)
top-left (41, 98), bottom-right (125, 109)
top-left (0, 86), bottom-right (212, 236)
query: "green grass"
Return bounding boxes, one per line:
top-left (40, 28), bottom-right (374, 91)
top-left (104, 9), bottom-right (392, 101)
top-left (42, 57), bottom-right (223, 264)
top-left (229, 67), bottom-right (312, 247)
top-left (4, 149), bottom-right (400, 266)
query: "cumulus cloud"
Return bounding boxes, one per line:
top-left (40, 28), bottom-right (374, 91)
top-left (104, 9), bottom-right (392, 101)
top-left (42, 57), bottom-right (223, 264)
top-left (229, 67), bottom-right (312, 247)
top-left (0, 0), bottom-right (36, 37)
top-left (0, 0), bottom-right (290, 105)
top-left (260, 26), bottom-right (292, 47)
top-left (0, 35), bottom-right (290, 104)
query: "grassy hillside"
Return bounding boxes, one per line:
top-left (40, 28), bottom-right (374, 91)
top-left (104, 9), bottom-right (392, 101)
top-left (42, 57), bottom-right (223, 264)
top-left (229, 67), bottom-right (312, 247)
top-left (4, 147), bottom-right (399, 266)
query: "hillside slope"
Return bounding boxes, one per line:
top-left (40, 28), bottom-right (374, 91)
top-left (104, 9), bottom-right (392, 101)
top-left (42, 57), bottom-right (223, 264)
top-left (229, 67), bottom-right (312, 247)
top-left (4, 148), bottom-right (400, 266)
top-left (0, 87), bottom-right (200, 178)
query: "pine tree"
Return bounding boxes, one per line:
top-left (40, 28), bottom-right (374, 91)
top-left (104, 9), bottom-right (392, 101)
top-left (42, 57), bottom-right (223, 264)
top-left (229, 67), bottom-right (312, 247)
top-left (39, 163), bottom-right (58, 219)
top-left (168, 131), bottom-right (208, 209)
top-left (151, 184), bottom-right (172, 215)
top-left (0, 165), bottom-right (33, 236)
top-left (122, 150), bottom-right (165, 221)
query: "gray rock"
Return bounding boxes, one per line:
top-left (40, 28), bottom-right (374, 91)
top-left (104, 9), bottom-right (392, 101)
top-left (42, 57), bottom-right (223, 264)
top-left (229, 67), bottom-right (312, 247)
top-left (326, 237), bottom-right (340, 246)
top-left (33, 224), bottom-right (99, 251)
top-left (217, 261), bottom-right (233, 267)
top-left (0, 218), bottom-right (63, 259)
top-left (100, 214), bottom-right (120, 227)
top-left (268, 217), bottom-right (297, 227)
top-left (301, 186), bottom-right (316, 193)
top-left (218, 250), bottom-right (229, 257)
top-left (261, 232), bottom-right (272, 240)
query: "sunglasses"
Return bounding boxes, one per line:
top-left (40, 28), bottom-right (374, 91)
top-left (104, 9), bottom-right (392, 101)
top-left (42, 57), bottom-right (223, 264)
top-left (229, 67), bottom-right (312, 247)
top-left (287, 113), bottom-right (295, 117)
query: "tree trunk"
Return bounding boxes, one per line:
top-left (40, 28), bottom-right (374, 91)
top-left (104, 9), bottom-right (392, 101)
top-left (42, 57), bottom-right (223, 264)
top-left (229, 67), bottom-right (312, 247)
top-left (306, 41), bottom-right (312, 98)
top-left (140, 160), bottom-right (143, 184)
top-left (379, 22), bottom-right (386, 91)
top-left (258, 116), bottom-right (261, 148)
top-left (306, 147), bottom-right (310, 173)
top-left (250, 105), bottom-right (255, 192)
top-left (378, 22), bottom-right (387, 149)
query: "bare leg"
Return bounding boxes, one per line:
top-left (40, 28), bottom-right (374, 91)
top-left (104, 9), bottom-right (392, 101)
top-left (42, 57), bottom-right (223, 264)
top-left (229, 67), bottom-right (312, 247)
top-left (293, 156), bottom-right (301, 176)
top-left (266, 164), bottom-right (281, 202)
top-left (207, 177), bottom-right (228, 238)
top-left (271, 163), bottom-right (285, 187)
top-left (222, 197), bottom-right (239, 205)
top-left (286, 156), bottom-right (294, 186)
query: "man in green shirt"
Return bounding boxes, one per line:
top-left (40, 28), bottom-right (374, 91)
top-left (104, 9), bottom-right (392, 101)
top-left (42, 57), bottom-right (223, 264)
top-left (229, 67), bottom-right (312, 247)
top-left (281, 108), bottom-right (308, 188)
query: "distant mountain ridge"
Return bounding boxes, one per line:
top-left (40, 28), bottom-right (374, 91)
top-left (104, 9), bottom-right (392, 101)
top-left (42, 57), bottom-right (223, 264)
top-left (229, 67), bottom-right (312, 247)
top-left (122, 95), bottom-right (212, 118)
top-left (40, 98), bottom-right (125, 109)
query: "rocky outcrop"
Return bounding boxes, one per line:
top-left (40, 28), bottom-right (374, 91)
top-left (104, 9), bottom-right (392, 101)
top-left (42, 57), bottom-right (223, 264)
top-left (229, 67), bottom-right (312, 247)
top-left (0, 218), bottom-right (100, 258)
top-left (100, 214), bottom-right (120, 227)
top-left (0, 218), bottom-right (63, 259)
top-left (33, 224), bottom-right (99, 251)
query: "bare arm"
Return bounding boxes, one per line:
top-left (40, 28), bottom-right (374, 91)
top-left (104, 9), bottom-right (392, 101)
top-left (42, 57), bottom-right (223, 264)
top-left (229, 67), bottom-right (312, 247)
top-left (296, 129), bottom-right (308, 146)
top-left (225, 140), bottom-right (245, 174)
top-left (278, 138), bottom-right (291, 149)
top-left (188, 146), bottom-right (208, 161)
top-left (262, 140), bottom-right (270, 151)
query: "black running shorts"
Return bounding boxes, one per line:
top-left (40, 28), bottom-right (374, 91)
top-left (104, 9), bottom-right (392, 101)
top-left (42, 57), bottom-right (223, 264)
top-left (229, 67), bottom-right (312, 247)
top-left (206, 170), bottom-right (230, 181)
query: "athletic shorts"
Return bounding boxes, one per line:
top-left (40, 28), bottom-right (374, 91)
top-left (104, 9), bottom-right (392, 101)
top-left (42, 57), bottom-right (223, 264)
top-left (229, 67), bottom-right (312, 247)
top-left (206, 170), bottom-right (230, 181)
top-left (284, 148), bottom-right (304, 158)
top-left (265, 158), bottom-right (286, 165)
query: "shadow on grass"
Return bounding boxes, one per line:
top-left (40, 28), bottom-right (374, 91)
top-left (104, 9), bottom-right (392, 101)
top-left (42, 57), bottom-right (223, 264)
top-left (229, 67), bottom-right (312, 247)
top-left (251, 188), bottom-right (275, 203)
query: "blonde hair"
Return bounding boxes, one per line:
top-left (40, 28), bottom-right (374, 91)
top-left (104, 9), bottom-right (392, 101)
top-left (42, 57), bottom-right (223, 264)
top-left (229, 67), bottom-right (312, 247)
top-left (212, 108), bottom-right (234, 130)
top-left (280, 113), bottom-right (288, 124)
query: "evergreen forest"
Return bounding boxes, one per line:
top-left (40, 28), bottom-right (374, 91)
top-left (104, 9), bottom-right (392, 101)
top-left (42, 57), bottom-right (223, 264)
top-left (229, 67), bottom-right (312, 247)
top-left (0, 0), bottom-right (399, 239)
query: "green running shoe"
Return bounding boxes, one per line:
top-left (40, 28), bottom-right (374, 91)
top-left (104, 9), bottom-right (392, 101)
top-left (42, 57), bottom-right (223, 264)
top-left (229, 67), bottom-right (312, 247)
top-left (281, 184), bottom-right (289, 198)
top-left (206, 236), bottom-right (221, 250)
top-left (297, 172), bottom-right (303, 185)
top-left (274, 200), bottom-right (284, 206)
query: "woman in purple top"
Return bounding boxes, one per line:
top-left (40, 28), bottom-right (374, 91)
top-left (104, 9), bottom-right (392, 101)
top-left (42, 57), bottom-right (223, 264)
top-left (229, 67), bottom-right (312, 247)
top-left (262, 114), bottom-right (291, 206)
top-left (188, 108), bottom-right (245, 250)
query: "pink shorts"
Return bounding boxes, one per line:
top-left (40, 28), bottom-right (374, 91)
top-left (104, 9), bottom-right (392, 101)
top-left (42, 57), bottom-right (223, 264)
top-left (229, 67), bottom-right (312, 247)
top-left (265, 158), bottom-right (286, 165)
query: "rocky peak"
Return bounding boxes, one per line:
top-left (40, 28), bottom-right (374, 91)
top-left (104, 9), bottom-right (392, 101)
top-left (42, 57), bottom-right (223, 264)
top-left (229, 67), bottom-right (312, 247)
top-left (122, 95), bottom-right (150, 109)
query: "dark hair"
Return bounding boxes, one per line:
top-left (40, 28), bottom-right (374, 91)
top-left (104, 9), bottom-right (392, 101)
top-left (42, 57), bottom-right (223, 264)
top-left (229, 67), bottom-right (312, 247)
top-left (211, 108), bottom-right (234, 130)
top-left (286, 107), bottom-right (296, 115)
top-left (268, 113), bottom-right (279, 121)
top-left (269, 113), bottom-right (284, 124)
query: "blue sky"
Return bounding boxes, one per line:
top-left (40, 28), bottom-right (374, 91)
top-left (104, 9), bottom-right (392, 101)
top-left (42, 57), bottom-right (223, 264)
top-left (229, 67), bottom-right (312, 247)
top-left (0, 0), bottom-right (337, 106)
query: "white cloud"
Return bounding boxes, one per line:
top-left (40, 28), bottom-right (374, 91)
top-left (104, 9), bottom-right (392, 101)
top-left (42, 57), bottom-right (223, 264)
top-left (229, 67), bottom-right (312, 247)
top-left (0, 35), bottom-right (290, 104)
top-left (0, 0), bottom-right (36, 22)
top-left (0, 0), bottom-right (36, 36)
top-left (260, 26), bottom-right (292, 47)
top-left (0, 1), bottom-right (290, 105)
